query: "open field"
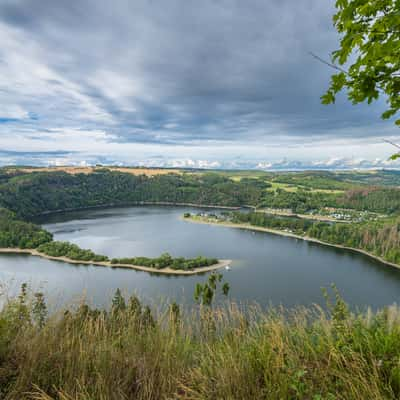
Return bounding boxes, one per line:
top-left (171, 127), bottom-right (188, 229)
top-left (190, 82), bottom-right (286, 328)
top-left (256, 207), bottom-right (352, 222)
top-left (266, 181), bottom-right (343, 193)
top-left (6, 166), bottom-right (182, 176)
top-left (3, 166), bottom-right (400, 188)
top-left (223, 176), bottom-right (345, 194)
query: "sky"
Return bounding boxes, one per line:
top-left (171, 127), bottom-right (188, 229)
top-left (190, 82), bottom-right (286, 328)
top-left (0, 0), bottom-right (399, 170)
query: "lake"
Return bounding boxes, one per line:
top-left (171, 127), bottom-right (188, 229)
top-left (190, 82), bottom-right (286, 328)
top-left (0, 206), bottom-right (399, 310)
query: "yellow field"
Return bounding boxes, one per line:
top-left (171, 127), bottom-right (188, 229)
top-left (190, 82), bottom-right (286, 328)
top-left (12, 166), bottom-right (181, 176)
top-left (227, 178), bottom-right (343, 193)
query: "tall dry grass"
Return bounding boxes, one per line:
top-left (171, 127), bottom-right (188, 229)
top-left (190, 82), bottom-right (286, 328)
top-left (0, 287), bottom-right (400, 399)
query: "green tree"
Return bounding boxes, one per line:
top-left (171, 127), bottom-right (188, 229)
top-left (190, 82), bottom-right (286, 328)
top-left (141, 305), bottom-right (155, 328)
top-left (169, 301), bottom-right (180, 326)
top-left (128, 294), bottom-right (141, 317)
top-left (112, 288), bottom-right (126, 314)
top-left (322, 0), bottom-right (400, 130)
top-left (193, 273), bottom-right (230, 306)
top-left (17, 283), bottom-right (29, 324)
top-left (32, 292), bottom-right (47, 329)
top-left (222, 282), bottom-right (230, 296)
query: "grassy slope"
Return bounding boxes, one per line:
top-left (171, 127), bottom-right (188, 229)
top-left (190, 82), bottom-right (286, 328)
top-left (1, 289), bottom-right (400, 400)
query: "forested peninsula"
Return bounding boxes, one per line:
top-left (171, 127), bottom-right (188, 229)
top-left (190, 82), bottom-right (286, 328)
top-left (0, 207), bottom-right (224, 273)
top-left (0, 208), bottom-right (225, 274)
top-left (185, 211), bottom-right (400, 270)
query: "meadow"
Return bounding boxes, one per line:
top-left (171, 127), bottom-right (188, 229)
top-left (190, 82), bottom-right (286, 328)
top-left (0, 284), bottom-right (400, 399)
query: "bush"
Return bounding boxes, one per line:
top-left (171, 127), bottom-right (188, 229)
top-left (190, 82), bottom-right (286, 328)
top-left (37, 241), bottom-right (108, 262)
top-left (111, 253), bottom-right (218, 270)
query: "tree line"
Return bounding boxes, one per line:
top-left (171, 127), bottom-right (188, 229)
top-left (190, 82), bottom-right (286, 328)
top-left (111, 254), bottom-right (218, 270)
top-left (0, 171), bottom-right (266, 218)
top-left (1, 170), bottom-right (399, 219)
top-left (0, 209), bottom-right (218, 270)
top-left (0, 208), bottom-right (52, 249)
top-left (230, 211), bottom-right (400, 265)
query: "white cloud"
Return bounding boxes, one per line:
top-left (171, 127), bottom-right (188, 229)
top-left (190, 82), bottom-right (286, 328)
top-left (167, 159), bottom-right (221, 169)
top-left (0, 1), bottom-right (399, 168)
top-left (0, 22), bottom-right (114, 125)
top-left (254, 157), bottom-right (400, 171)
top-left (0, 104), bottom-right (29, 120)
top-left (87, 69), bottom-right (142, 112)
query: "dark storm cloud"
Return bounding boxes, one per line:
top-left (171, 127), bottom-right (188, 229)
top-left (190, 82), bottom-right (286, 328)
top-left (0, 0), bottom-right (396, 147)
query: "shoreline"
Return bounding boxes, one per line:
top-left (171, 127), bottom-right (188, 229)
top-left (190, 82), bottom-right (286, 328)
top-left (0, 248), bottom-right (231, 275)
top-left (185, 217), bottom-right (400, 271)
top-left (33, 202), bottom-right (241, 217)
top-left (257, 208), bottom-right (353, 224)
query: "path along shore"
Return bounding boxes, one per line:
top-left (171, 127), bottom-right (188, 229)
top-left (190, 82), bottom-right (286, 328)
top-left (185, 217), bottom-right (400, 271)
top-left (0, 248), bottom-right (231, 275)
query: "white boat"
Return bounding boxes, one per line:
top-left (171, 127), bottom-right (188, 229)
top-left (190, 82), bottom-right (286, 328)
top-left (225, 265), bottom-right (231, 271)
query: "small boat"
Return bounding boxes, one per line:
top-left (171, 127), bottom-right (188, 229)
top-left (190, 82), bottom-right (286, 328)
top-left (225, 265), bottom-right (231, 271)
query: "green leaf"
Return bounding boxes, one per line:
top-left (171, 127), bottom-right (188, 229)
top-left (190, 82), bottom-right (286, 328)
top-left (321, 91), bottom-right (336, 105)
top-left (389, 153), bottom-right (400, 161)
top-left (323, 1), bottom-right (400, 127)
top-left (382, 109), bottom-right (396, 120)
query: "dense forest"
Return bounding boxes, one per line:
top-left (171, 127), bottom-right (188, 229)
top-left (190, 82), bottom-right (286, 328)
top-left (259, 189), bottom-right (333, 213)
top-left (230, 211), bottom-right (314, 234)
top-left (230, 211), bottom-right (400, 265)
top-left (35, 241), bottom-right (217, 270)
top-left (0, 169), bottom-right (399, 218)
top-left (0, 208), bottom-right (52, 249)
top-left (111, 254), bottom-right (218, 270)
top-left (308, 219), bottom-right (400, 264)
top-left (36, 241), bottom-right (109, 262)
top-left (269, 170), bottom-right (400, 188)
top-left (259, 187), bottom-right (400, 214)
top-left (0, 170), bottom-right (266, 218)
top-left (336, 188), bottom-right (400, 214)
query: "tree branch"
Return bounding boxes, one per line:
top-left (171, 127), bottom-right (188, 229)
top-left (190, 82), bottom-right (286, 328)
top-left (308, 52), bottom-right (349, 75)
top-left (383, 139), bottom-right (400, 150)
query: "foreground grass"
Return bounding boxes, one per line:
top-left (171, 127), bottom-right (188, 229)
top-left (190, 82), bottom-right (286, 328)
top-left (0, 288), bottom-right (400, 399)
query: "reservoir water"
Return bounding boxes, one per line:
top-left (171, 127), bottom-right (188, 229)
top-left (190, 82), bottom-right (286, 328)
top-left (0, 206), bottom-right (399, 310)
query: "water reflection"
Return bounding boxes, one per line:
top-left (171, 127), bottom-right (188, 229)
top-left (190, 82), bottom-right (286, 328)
top-left (0, 206), bottom-right (398, 310)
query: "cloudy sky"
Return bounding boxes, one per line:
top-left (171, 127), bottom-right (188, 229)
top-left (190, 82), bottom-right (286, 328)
top-left (0, 0), bottom-right (399, 170)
